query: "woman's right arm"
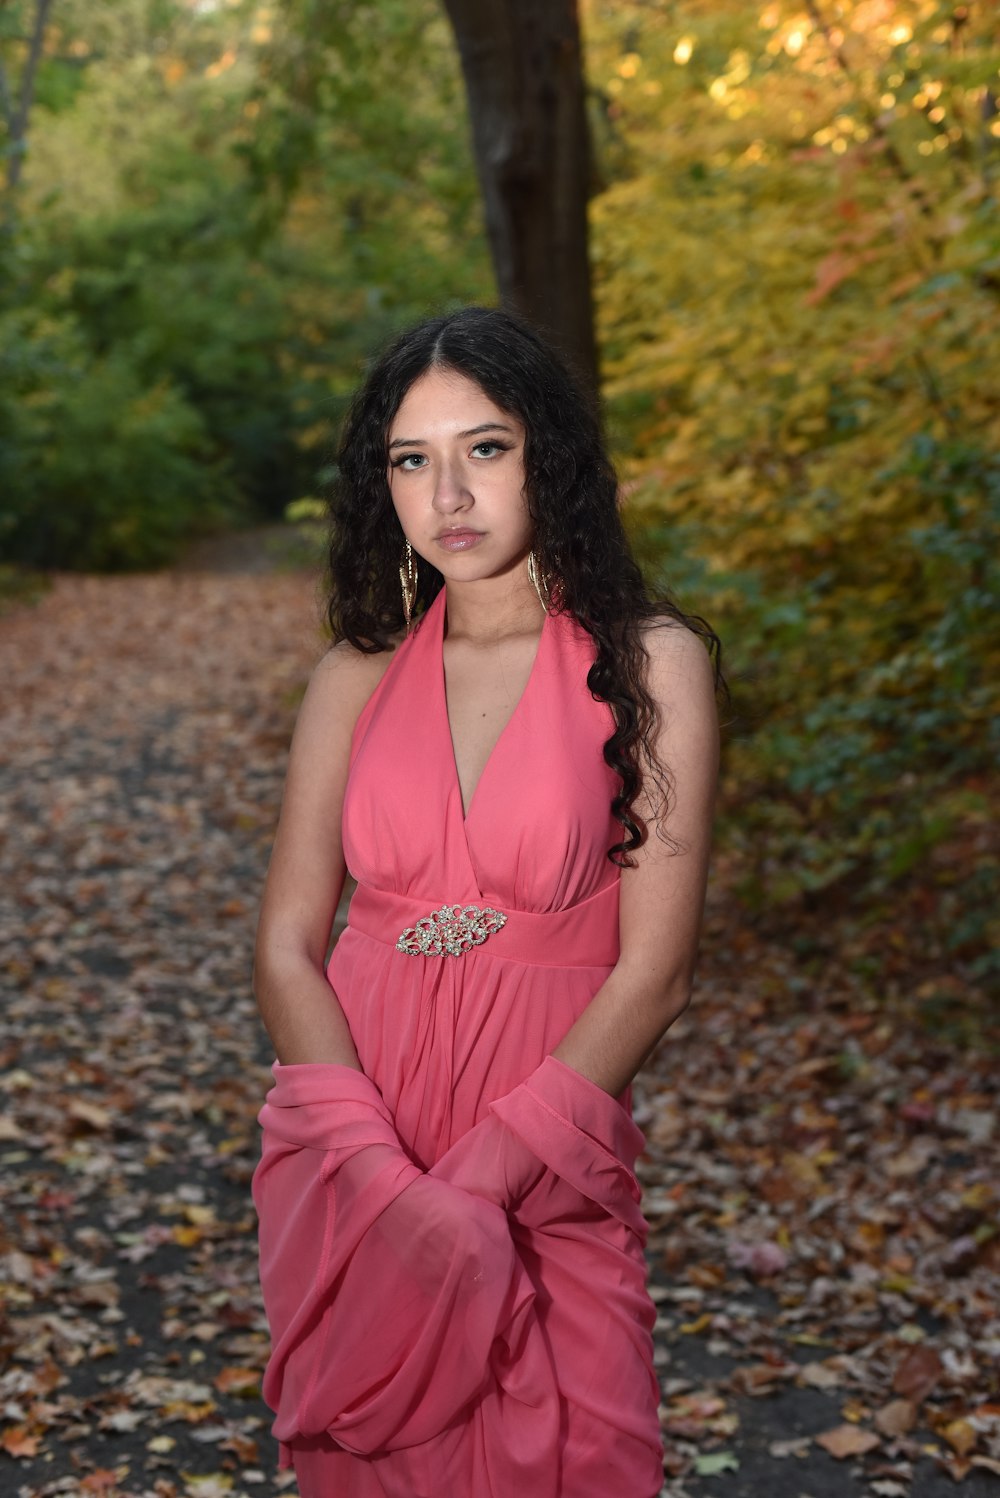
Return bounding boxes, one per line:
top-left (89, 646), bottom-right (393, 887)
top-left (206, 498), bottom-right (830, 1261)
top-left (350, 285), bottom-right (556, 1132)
top-left (253, 642), bottom-right (390, 1066)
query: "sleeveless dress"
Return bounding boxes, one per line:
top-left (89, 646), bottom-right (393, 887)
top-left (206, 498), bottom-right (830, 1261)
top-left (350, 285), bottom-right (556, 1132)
top-left (252, 589), bottom-right (663, 1497)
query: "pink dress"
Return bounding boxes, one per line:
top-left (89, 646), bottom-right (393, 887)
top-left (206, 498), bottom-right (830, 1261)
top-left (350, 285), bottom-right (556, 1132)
top-left (253, 589), bottom-right (663, 1497)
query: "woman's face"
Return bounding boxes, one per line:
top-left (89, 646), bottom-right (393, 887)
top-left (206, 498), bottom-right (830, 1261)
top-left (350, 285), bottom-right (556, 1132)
top-left (387, 367), bottom-right (533, 582)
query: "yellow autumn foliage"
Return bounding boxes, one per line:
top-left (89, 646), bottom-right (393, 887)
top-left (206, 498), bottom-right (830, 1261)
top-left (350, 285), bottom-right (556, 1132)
top-left (586, 0), bottom-right (999, 931)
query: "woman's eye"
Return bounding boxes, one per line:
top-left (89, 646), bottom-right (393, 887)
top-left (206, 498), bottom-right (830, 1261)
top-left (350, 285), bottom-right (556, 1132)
top-left (472, 441), bottom-right (502, 458)
top-left (393, 453), bottom-right (426, 471)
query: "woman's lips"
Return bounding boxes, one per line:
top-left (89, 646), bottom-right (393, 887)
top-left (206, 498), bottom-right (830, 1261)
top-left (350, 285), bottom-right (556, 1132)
top-left (435, 529), bottom-right (484, 552)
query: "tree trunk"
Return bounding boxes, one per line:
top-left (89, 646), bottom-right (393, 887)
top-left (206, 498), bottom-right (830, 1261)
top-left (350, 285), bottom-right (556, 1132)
top-left (441, 0), bottom-right (598, 394)
top-left (0, 0), bottom-right (56, 235)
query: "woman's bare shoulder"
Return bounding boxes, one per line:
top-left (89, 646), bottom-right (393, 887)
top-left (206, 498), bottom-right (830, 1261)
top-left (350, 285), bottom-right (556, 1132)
top-left (639, 616), bottom-right (716, 703)
top-left (301, 634), bottom-right (404, 734)
top-left (313, 633), bottom-right (404, 682)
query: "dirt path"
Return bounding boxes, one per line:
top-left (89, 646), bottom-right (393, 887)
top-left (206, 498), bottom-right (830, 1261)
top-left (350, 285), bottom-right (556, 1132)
top-left (1, 545), bottom-right (996, 1497)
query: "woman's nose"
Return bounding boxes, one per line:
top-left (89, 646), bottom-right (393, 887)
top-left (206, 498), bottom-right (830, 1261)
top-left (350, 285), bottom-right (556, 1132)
top-left (431, 459), bottom-right (471, 514)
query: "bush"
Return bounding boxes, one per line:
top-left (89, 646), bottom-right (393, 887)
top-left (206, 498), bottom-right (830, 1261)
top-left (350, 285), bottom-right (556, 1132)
top-left (0, 303), bottom-right (233, 569)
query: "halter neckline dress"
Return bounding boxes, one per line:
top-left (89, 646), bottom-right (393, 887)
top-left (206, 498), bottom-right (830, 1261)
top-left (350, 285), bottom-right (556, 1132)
top-left (253, 588), bottom-right (663, 1497)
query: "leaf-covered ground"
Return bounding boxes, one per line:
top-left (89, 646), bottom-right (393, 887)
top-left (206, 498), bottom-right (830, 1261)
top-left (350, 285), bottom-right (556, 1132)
top-left (1, 550), bottom-right (997, 1498)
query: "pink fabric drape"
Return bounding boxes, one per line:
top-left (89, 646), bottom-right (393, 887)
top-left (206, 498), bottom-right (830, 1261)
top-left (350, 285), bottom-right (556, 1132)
top-left (253, 1057), bottom-right (661, 1497)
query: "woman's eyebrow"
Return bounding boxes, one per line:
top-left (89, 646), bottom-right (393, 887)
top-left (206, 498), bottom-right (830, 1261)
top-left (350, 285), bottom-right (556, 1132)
top-left (459, 422), bottom-right (517, 438)
top-left (387, 422), bottom-right (517, 451)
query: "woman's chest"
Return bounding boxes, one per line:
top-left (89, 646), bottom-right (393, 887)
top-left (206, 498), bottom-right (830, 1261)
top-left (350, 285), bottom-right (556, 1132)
top-left (342, 630), bottom-right (619, 913)
top-left (442, 627), bottom-right (543, 820)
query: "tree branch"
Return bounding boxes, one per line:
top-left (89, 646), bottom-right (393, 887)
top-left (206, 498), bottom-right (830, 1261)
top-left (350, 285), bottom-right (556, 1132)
top-left (15, 0), bottom-right (54, 131)
top-left (1, 0), bottom-right (55, 227)
top-left (0, 56), bottom-right (15, 135)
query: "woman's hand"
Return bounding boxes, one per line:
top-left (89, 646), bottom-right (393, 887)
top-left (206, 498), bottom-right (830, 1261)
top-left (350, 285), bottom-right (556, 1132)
top-left (430, 1113), bottom-right (545, 1210)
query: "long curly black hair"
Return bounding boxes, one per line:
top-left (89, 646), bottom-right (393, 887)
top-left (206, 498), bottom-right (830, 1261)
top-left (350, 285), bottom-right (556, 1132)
top-left (326, 305), bottom-right (721, 864)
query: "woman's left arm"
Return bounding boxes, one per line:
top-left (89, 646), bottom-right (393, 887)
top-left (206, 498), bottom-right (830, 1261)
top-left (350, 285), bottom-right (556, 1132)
top-left (552, 621), bottom-right (719, 1097)
top-left (433, 621), bottom-right (718, 1211)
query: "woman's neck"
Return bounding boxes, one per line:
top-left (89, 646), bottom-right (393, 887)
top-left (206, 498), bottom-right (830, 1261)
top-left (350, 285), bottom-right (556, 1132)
top-left (441, 575), bottom-right (545, 646)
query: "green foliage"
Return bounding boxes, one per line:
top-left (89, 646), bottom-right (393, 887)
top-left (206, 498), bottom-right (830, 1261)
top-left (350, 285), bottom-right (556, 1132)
top-left (0, 299), bottom-right (226, 568)
top-left (243, 0), bottom-right (492, 358)
top-left (283, 496), bottom-right (328, 568)
top-left (0, 0), bottom-right (491, 570)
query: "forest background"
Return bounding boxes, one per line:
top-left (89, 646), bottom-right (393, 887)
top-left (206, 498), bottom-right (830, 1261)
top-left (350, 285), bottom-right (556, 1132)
top-left (0, 0), bottom-right (997, 1007)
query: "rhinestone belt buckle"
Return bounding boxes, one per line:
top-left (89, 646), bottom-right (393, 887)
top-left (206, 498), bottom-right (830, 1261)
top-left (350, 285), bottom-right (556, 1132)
top-left (396, 903), bottom-right (507, 958)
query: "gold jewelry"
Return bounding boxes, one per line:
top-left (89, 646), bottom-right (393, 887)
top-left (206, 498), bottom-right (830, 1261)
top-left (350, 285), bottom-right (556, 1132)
top-left (527, 550), bottom-right (550, 615)
top-left (399, 540), bottom-right (418, 631)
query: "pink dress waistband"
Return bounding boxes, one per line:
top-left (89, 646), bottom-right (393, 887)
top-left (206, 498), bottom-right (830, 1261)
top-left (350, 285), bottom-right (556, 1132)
top-left (347, 881), bottom-right (620, 969)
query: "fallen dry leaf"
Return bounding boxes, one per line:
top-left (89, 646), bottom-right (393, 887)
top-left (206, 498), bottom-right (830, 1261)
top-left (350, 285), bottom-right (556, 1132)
top-left (213, 1366), bottom-right (262, 1397)
top-left (1, 1426), bottom-right (41, 1458)
top-left (942, 1417), bottom-right (978, 1457)
top-left (798, 1361), bottom-right (844, 1390)
top-left (79, 1469), bottom-right (124, 1493)
top-left (892, 1345), bottom-right (944, 1402)
top-left (67, 1098), bottom-right (114, 1132)
top-left (726, 1238), bottom-right (788, 1277)
top-left (875, 1398), bottom-right (918, 1438)
top-left (814, 1423), bottom-right (882, 1459)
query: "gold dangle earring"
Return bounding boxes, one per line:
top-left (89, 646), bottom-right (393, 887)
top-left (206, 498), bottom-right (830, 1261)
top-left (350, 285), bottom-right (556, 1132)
top-left (527, 550), bottom-right (550, 616)
top-left (399, 540), bottom-right (418, 632)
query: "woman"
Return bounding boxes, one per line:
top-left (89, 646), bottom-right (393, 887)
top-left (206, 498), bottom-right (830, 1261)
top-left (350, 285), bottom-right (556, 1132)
top-left (251, 306), bottom-right (719, 1497)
